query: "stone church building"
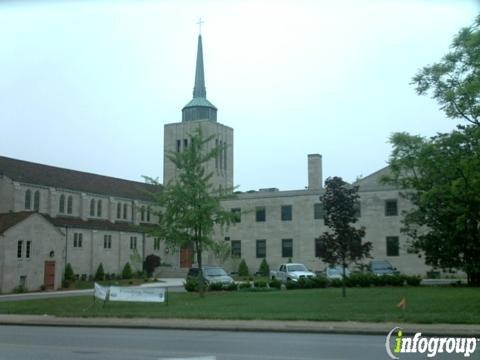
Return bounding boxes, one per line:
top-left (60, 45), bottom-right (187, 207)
top-left (0, 34), bottom-right (429, 293)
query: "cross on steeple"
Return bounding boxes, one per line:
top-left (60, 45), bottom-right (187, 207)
top-left (196, 18), bottom-right (204, 35)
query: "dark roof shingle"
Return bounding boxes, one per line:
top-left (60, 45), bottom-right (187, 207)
top-left (0, 156), bottom-right (160, 201)
top-left (0, 211), bottom-right (36, 234)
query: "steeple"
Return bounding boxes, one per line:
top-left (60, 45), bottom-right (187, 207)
top-left (182, 33), bottom-right (217, 122)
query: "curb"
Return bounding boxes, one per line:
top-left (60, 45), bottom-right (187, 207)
top-left (0, 315), bottom-right (479, 337)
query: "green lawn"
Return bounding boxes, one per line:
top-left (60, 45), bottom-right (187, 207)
top-left (1, 287), bottom-right (479, 324)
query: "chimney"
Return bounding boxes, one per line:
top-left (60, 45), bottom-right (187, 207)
top-left (308, 154), bottom-right (322, 190)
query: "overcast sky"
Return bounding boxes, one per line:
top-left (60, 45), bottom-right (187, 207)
top-left (0, 0), bottom-right (478, 191)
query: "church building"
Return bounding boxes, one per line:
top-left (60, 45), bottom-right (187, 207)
top-left (0, 33), bottom-right (430, 293)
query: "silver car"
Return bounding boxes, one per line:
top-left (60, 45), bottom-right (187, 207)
top-left (188, 266), bottom-right (234, 285)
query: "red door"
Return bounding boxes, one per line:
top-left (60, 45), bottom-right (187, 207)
top-left (44, 261), bottom-right (55, 290)
top-left (180, 246), bottom-right (193, 268)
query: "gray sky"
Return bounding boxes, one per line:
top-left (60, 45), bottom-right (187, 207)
top-left (0, 0), bottom-right (478, 191)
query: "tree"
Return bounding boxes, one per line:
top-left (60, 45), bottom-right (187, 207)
top-left (146, 128), bottom-right (236, 296)
top-left (238, 259), bottom-right (249, 277)
top-left (94, 263), bottom-right (105, 281)
top-left (412, 15), bottom-right (480, 125)
top-left (144, 254), bottom-right (161, 277)
top-left (317, 177), bottom-right (371, 297)
top-left (122, 262), bottom-right (133, 279)
top-left (383, 127), bottom-right (480, 286)
top-left (258, 258), bottom-right (270, 277)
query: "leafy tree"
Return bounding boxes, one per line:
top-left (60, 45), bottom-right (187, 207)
top-left (122, 262), bottom-right (133, 279)
top-left (144, 254), bottom-right (161, 277)
top-left (64, 263), bottom-right (74, 282)
top-left (94, 263), bottom-right (105, 281)
top-left (383, 127), bottom-right (480, 286)
top-left (317, 177), bottom-right (371, 297)
top-left (238, 259), bottom-right (249, 277)
top-left (258, 258), bottom-right (270, 277)
top-left (146, 128), bottom-right (236, 296)
top-left (412, 15), bottom-right (480, 125)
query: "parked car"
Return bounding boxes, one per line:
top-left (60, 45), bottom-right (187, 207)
top-left (325, 266), bottom-right (350, 280)
top-left (270, 263), bottom-right (316, 282)
top-left (368, 260), bottom-right (399, 276)
top-left (187, 266), bottom-right (235, 285)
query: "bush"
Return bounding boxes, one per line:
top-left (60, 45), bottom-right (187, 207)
top-left (258, 258), bottom-right (270, 277)
top-left (238, 259), bottom-right (249, 277)
top-left (269, 278), bottom-right (282, 289)
top-left (297, 278), bottom-right (314, 289)
top-left (285, 281), bottom-right (300, 290)
top-left (238, 282), bottom-right (251, 289)
top-left (94, 263), bottom-right (105, 281)
top-left (13, 285), bottom-right (25, 293)
top-left (329, 278), bottom-right (343, 287)
top-left (347, 273), bottom-right (373, 287)
top-left (371, 275), bottom-right (387, 287)
top-left (224, 282), bottom-right (238, 291)
top-left (122, 262), bottom-right (133, 279)
top-left (253, 280), bottom-right (267, 288)
top-left (144, 254), bottom-right (161, 276)
top-left (312, 276), bottom-right (328, 288)
top-left (64, 263), bottom-right (75, 282)
top-left (405, 275), bottom-right (422, 286)
top-left (208, 282), bottom-right (224, 291)
top-left (62, 279), bottom-right (71, 289)
top-left (384, 274), bottom-right (405, 286)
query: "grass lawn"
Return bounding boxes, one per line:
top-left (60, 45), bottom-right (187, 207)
top-left (0, 287), bottom-right (478, 324)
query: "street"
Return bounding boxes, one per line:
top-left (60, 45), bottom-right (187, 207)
top-left (0, 325), bottom-right (471, 360)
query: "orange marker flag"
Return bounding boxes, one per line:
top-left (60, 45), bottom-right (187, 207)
top-left (396, 297), bottom-right (407, 310)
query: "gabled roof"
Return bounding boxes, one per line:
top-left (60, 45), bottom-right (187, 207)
top-left (0, 156), bottom-right (160, 201)
top-left (0, 211), bottom-right (34, 234)
top-left (46, 215), bottom-right (151, 233)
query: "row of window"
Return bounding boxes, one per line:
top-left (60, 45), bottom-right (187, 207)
top-left (24, 190), bottom-right (40, 211)
top-left (59, 194), bottom-right (74, 214)
top-left (231, 199), bottom-right (399, 223)
top-left (215, 139), bottom-right (227, 171)
top-left (230, 236), bottom-right (400, 259)
top-left (71, 233), bottom-right (161, 251)
top-left (17, 240), bottom-right (32, 259)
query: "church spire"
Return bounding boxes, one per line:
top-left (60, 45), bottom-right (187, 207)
top-left (193, 35), bottom-right (206, 98)
top-left (182, 28), bottom-right (217, 122)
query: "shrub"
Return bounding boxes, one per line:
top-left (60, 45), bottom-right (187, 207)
top-left (208, 282), bottom-right (224, 291)
top-left (405, 275), bottom-right (422, 286)
top-left (144, 254), bottom-right (161, 276)
top-left (371, 275), bottom-right (387, 286)
top-left (258, 258), bottom-right (270, 277)
top-left (329, 278), bottom-right (343, 287)
top-left (184, 277), bottom-right (198, 292)
top-left (64, 263), bottom-right (75, 282)
top-left (62, 279), bottom-right (70, 289)
top-left (312, 276), bottom-right (328, 288)
top-left (238, 259), bottom-right (249, 277)
top-left (269, 278), bottom-right (282, 289)
top-left (122, 262), bottom-right (133, 279)
top-left (13, 285), bottom-right (25, 293)
top-left (253, 280), bottom-right (267, 288)
top-left (347, 273), bottom-right (372, 287)
top-left (224, 282), bottom-right (238, 291)
top-left (94, 263), bottom-right (105, 281)
top-left (285, 281), bottom-right (300, 290)
top-left (238, 282), bottom-right (251, 289)
top-left (297, 278), bottom-right (314, 289)
top-left (384, 274), bottom-right (405, 286)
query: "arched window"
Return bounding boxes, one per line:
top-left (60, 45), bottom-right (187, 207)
top-left (59, 194), bottom-right (65, 213)
top-left (33, 191), bottom-right (40, 211)
top-left (97, 200), bottom-right (102, 217)
top-left (147, 206), bottom-right (151, 222)
top-left (25, 190), bottom-right (31, 210)
top-left (90, 199), bottom-right (95, 217)
top-left (140, 206), bottom-right (145, 222)
top-left (67, 195), bottom-right (73, 214)
top-left (117, 203), bottom-right (121, 218)
top-left (123, 203), bottom-right (127, 220)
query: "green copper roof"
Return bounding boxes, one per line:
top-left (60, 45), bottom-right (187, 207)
top-left (182, 97), bottom-right (217, 110)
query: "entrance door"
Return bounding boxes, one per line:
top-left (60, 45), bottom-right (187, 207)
top-left (180, 246), bottom-right (193, 268)
top-left (44, 261), bottom-right (55, 290)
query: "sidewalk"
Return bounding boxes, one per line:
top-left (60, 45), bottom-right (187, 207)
top-left (0, 314), bottom-right (478, 337)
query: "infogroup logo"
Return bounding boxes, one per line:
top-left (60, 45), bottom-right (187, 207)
top-left (385, 327), bottom-right (478, 359)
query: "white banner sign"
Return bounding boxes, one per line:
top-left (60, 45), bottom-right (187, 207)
top-left (94, 283), bottom-right (166, 303)
top-left (108, 285), bottom-right (166, 303)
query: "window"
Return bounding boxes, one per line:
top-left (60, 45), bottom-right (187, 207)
top-left (25, 190), bottom-right (31, 209)
top-left (67, 195), bottom-right (73, 214)
top-left (140, 206), bottom-right (145, 222)
top-left (33, 190), bottom-right (40, 211)
top-left (386, 236), bottom-right (399, 256)
top-left (281, 205), bottom-right (292, 221)
top-left (224, 236), bottom-right (230, 241)
top-left (282, 239), bottom-right (293, 258)
top-left (314, 203), bottom-right (324, 219)
top-left (256, 240), bottom-right (266, 258)
top-left (117, 203), bottom-right (121, 218)
top-left (147, 206), bottom-right (151, 222)
top-left (26, 241), bottom-right (31, 258)
top-left (130, 236), bottom-right (137, 250)
top-left (183, 138), bottom-right (188, 149)
top-left (104, 235), bottom-right (112, 249)
top-left (123, 203), bottom-right (128, 220)
top-left (59, 194), bottom-right (65, 213)
top-left (315, 238), bottom-right (324, 258)
top-left (355, 201), bottom-right (361, 218)
top-left (231, 208), bottom-right (241, 223)
top-left (97, 200), bottom-right (102, 217)
top-left (231, 240), bottom-right (241, 257)
top-left (154, 237), bottom-right (160, 250)
top-left (17, 240), bottom-right (23, 258)
top-left (385, 199), bottom-right (398, 216)
top-left (256, 207), bottom-right (266, 222)
top-left (215, 139), bottom-right (219, 169)
top-left (73, 233), bottom-right (83, 248)
top-left (176, 139), bottom-right (181, 152)
top-left (90, 199), bottom-right (95, 217)
top-left (223, 141), bottom-right (227, 171)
